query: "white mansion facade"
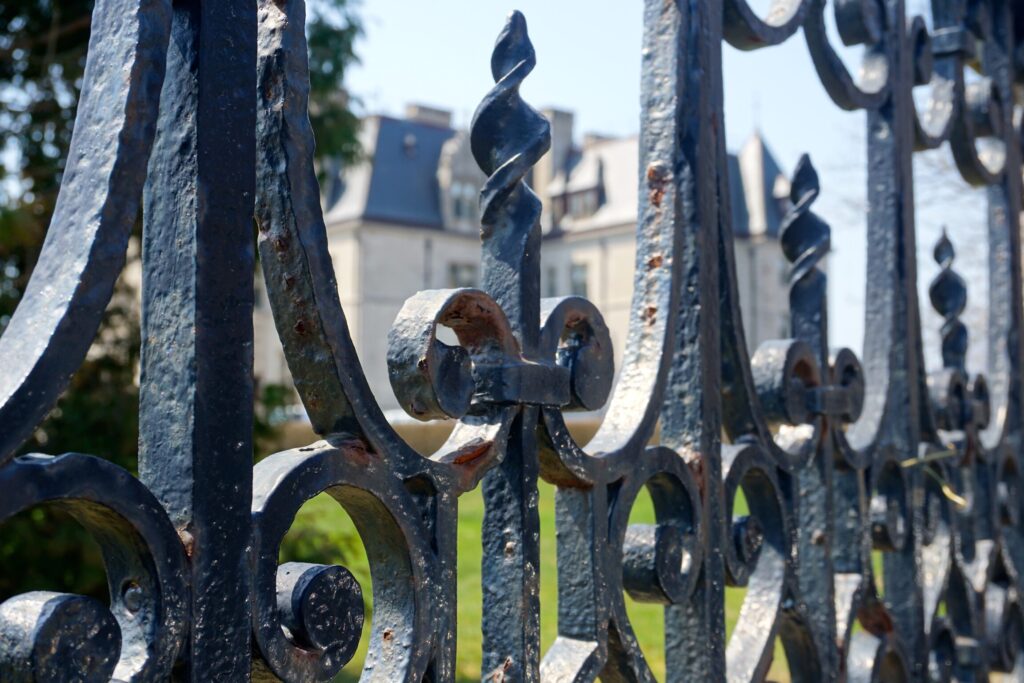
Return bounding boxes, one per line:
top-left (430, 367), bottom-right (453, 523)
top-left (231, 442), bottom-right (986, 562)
top-left (254, 104), bottom-right (793, 415)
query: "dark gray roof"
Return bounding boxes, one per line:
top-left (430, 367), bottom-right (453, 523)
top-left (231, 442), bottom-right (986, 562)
top-left (733, 131), bottom-right (788, 238)
top-left (326, 116), bottom-right (455, 228)
top-left (326, 115), bottom-right (787, 240)
top-left (726, 153), bottom-right (751, 237)
top-left (756, 138), bottom-right (786, 238)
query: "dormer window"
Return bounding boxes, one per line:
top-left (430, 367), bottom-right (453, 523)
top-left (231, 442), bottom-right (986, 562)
top-left (552, 195), bottom-right (567, 224)
top-left (566, 189), bottom-right (598, 219)
top-left (402, 133), bottom-right (418, 158)
top-left (451, 182), bottom-right (477, 222)
top-left (437, 132), bottom-right (486, 232)
top-left (570, 263), bottom-right (589, 297)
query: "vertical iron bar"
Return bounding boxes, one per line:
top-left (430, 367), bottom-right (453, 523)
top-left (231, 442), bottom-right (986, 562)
top-left (983, 0), bottom-right (1024, 446)
top-left (868, 0), bottom-right (927, 675)
top-left (139, 0), bottom-right (256, 678)
top-left (480, 410), bottom-right (541, 681)
top-left (781, 159), bottom-right (838, 679)
top-left (473, 12), bottom-right (549, 681)
top-left (647, 0), bottom-right (726, 679)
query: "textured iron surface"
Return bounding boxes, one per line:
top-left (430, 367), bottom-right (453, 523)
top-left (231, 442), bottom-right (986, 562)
top-left (1, 0), bottom-right (1024, 681)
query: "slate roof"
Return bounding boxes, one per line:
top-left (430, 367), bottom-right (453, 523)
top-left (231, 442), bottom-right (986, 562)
top-left (324, 114), bottom-right (787, 239)
top-left (735, 131), bottom-right (788, 238)
top-left (324, 116), bottom-right (456, 228)
top-left (727, 153), bottom-right (751, 237)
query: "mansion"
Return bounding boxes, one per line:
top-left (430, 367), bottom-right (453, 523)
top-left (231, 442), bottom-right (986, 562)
top-left (254, 104), bottom-right (793, 416)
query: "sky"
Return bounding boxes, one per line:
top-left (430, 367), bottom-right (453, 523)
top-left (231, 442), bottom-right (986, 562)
top-left (345, 0), bottom-right (989, 366)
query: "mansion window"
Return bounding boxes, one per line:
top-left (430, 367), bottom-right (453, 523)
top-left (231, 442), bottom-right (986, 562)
top-left (448, 262), bottom-right (479, 288)
top-left (545, 266), bottom-right (558, 298)
top-left (570, 263), bottom-right (588, 298)
top-left (451, 182), bottom-right (477, 222)
top-left (552, 196), bottom-right (566, 224)
top-left (567, 190), bottom-right (598, 219)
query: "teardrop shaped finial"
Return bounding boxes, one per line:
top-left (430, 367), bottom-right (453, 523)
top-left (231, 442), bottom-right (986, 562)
top-left (928, 228), bottom-right (968, 370)
top-left (933, 228), bottom-right (955, 269)
top-left (490, 11), bottom-right (535, 82)
top-left (470, 11), bottom-right (551, 228)
top-left (789, 153), bottom-right (820, 208)
top-left (779, 154), bottom-right (830, 287)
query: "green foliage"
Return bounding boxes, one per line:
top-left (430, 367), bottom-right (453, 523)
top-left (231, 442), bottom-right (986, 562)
top-left (327, 480), bottom-right (788, 683)
top-left (254, 381), bottom-right (295, 457)
top-left (0, 279), bottom-right (137, 601)
top-left (0, 0), bottom-right (363, 600)
top-left (0, 0), bottom-right (93, 328)
top-left (280, 494), bottom-right (370, 589)
top-left (307, 1), bottom-right (363, 168)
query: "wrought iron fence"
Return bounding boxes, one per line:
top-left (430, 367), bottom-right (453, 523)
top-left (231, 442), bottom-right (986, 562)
top-left (0, 0), bottom-right (1022, 680)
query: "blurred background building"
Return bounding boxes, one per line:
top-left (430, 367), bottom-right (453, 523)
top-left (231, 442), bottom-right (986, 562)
top-left (254, 104), bottom-right (795, 416)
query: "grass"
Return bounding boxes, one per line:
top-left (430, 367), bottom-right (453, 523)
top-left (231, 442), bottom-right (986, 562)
top-left (285, 478), bottom-right (792, 682)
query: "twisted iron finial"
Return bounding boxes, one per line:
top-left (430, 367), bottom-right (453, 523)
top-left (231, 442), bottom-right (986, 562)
top-left (779, 154), bottom-right (830, 288)
top-left (469, 11), bottom-right (551, 231)
top-left (929, 229), bottom-right (968, 370)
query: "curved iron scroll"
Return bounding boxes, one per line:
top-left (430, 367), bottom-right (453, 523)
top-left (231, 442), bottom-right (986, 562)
top-left (0, 0), bottom-right (1023, 680)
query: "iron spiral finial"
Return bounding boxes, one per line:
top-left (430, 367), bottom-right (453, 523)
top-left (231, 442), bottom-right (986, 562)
top-left (469, 10), bottom-right (551, 230)
top-left (779, 154), bottom-right (831, 288)
top-left (929, 229), bottom-right (968, 370)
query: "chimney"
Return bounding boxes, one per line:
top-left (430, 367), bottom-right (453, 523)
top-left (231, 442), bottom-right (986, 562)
top-left (534, 108), bottom-right (574, 232)
top-left (404, 103), bottom-right (452, 129)
top-left (583, 133), bottom-right (614, 149)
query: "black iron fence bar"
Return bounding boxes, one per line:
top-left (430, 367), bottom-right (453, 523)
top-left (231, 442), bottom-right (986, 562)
top-left (0, 0), bottom-right (1022, 681)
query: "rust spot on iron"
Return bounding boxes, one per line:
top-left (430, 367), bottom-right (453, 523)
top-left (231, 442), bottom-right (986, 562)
top-left (857, 602), bottom-right (895, 635)
top-left (646, 161), bottom-right (669, 208)
top-left (484, 657), bottom-right (514, 682)
top-left (688, 458), bottom-right (707, 500)
top-left (644, 306), bottom-right (658, 325)
top-left (647, 253), bottom-right (664, 269)
top-left (322, 434), bottom-right (376, 466)
top-left (649, 187), bottom-right (665, 207)
top-left (451, 438), bottom-right (493, 465)
top-left (178, 529), bottom-right (195, 558)
top-left (272, 234), bottom-right (290, 252)
top-left (293, 319), bottom-right (308, 335)
top-left (349, 441), bottom-right (374, 466)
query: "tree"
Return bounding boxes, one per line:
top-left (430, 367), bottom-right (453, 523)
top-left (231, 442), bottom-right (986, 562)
top-left (0, 0), bottom-right (363, 601)
top-left (307, 1), bottom-right (364, 171)
top-left (0, 0), bottom-right (94, 329)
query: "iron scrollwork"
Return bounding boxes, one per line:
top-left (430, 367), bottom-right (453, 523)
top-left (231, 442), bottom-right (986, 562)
top-left (0, 0), bottom-right (1022, 680)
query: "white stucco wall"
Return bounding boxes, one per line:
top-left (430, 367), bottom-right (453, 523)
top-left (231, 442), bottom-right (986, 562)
top-left (733, 238), bottom-right (791, 349)
top-left (253, 218), bottom-right (792, 418)
top-left (351, 223), bottom-right (480, 413)
top-left (541, 225), bottom-right (789, 391)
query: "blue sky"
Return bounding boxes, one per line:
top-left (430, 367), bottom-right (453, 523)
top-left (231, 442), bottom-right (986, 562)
top-left (346, 1), bottom-right (988, 364)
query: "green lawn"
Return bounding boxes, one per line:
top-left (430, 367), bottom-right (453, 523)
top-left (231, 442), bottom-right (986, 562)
top-left (284, 478), bottom-right (791, 682)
